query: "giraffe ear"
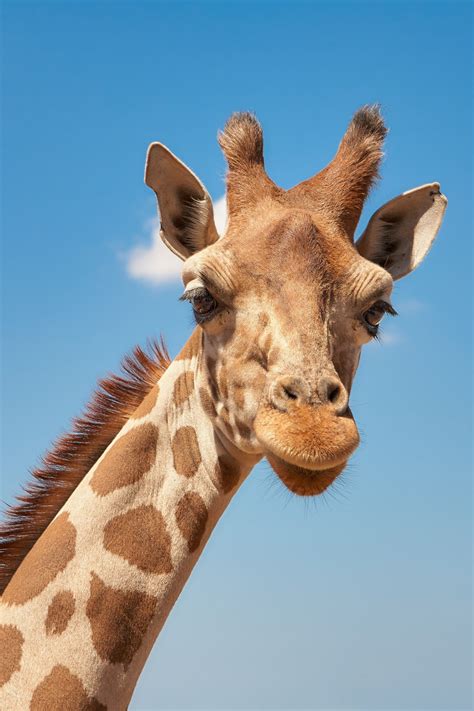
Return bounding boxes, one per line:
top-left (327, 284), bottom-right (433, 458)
top-left (145, 143), bottom-right (220, 260)
top-left (356, 183), bottom-right (447, 280)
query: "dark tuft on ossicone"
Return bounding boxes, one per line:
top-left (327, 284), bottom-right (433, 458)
top-left (349, 104), bottom-right (388, 143)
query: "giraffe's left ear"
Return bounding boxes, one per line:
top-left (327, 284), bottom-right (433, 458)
top-left (356, 183), bottom-right (447, 280)
top-left (145, 143), bottom-right (220, 260)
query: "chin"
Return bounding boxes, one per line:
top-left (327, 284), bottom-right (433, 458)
top-left (254, 403), bottom-right (360, 497)
top-left (266, 453), bottom-right (346, 496)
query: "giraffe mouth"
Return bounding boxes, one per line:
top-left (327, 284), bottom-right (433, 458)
top-left (254, 403), bottom-right (360, 496)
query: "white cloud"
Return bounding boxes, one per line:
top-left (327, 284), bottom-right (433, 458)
top-left (126, 195), bottom-right (227, 286)
top-left (367, 324), bottom-right (403, 348)
top-left (126, 216), bottom-right (181, 284)
top-left (396, 297), bottom-right (425, 313)
top-left (212, 194), bottom-right (228, 235)
top-left (379, 328), bottom-right (403, 346)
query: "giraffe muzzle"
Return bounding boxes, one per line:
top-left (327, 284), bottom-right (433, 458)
top-left (253, 401), bottom-right (360, 489)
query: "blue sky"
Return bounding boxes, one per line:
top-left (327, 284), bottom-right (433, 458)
top-left (1, 2), bottom-right (472, 709)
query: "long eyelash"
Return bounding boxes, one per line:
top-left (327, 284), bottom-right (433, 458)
top-left (179, 287), bottom-right (219, 325)
top-left (382, 301), bottom-right (398, 317)
top-left (366, 301), bottom-right (398, 339)
top-left (366, 323), bottom-right (379, 337)
top-left (179, 287), bottom-right (209, 303)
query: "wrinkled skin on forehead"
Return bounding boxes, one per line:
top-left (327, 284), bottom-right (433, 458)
top-left (145, 106), bottom-right (447, 496)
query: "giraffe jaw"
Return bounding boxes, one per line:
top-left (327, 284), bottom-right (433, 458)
top-left (266, 453), bottom-right (346, 496)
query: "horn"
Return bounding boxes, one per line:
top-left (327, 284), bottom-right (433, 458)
top-left (218, 112), bottom-right (281, 216)
top-left (287, 105), bottom-right (387, 238)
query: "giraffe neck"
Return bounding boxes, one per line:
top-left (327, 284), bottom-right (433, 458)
top-left (0, 331), bottom-right (260, 710)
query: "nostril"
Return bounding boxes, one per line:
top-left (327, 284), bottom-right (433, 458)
top-left (328, 383), bottom-right (341, 404)
top-left (269, 376), bottom-right (309, 411)
top-left (283, 386), bottom-right (298, 400)
top-left (319, 375), bottom-right (348, 414)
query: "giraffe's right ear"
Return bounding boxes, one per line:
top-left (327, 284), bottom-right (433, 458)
top-left (145, 143), bottom-right (220, 260)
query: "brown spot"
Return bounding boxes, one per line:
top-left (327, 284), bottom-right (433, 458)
top-left (45, 590), bottom-right (75, 636)
top-left (175, 328), bottom-right (202, 361)
top-left (2, 513), bottom-right (76, 605)
top-left (0, 625), bottom-right (23, 686)
top-left (262, 333), bottom-right (273, 354)
top-left (233, 384), bottom-right (246, 410)
top-left (130, 384), bottom-right (159, 419)
top-left (205, 357), bottom-right (220, 401)
top-left (173, 371), bottom-right (195, 407)
top-left (199, 387), bottom-right (217, 419)
top-left (175, 492), bottom-right (208, 553)
top-left (267, 345), bottom-right (280, 367)
top-left (86, 572), bottom-right (157, 668)
top-left (236, 420), bottom-right (252, 440)
top-left (258, 313), bottom-right (269, 328)
top-left (220, 407), bottom-right (231, 425)
top-left (171, 427), bottom-right (201, 478)
top-left (90, 423), bottom-right (158, 496)
top-left (206, 356), bottom-right (217, 380)
top-left (30, 664), bottom-right (106, 710)
top-left (213, 454), bottom-right (241, 494)
top-left (219, 408), bottom-right (235, 439)
top-left (246, 346), bottom-right (268, 370)
top-left (218, 369), bottom-right (229, 400)
top-left (208, 377), bottom-right (219, 403)
top-left (103, 505), bottom-right (173, 574)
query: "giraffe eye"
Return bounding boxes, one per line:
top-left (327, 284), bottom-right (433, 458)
top-left (180, 287), bottom-right (219, 323)
top-left (362, 300), bottom-right (397, 336)
top-left (192, 290), bottom-right (217, 316)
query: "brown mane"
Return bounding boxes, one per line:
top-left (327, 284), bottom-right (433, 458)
top-left (0, 340), bottom-right (171, 594)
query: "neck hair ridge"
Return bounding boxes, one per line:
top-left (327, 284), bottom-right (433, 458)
top-left (0, 340), bottom-right (171, 594)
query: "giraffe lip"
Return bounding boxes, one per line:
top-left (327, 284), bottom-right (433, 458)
top-left (266, 453), bottom-right (346, 497)
top-left (261, 444), bottom-right (350, 471)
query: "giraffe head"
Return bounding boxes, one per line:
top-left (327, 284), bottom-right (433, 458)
top-left (145, 107), bottom-right (446, 496)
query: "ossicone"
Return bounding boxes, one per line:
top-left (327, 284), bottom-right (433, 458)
top-left (287, 104), bottom-right (388, 237)
top-left (218, 112), bottom-right (280, 216)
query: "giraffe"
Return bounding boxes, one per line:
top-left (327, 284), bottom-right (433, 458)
top-left (0, 106), bottom-right (446, 709)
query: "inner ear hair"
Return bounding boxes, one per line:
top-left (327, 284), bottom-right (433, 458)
top-left (356, 183), bottom-right (447, 280)
top-left (145, 142), bottom-right (219, 259)
top-left (173, 190), bottom-right (212, 253)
